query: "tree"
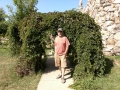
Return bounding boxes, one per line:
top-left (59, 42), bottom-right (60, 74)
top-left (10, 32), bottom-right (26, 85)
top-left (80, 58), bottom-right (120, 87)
top-left (0, 8), bottom-right (8, 37)
top-left (7, 0), bottom-right (38, 56)
top-left (0, 8), bottom-right (5, 21)
top-left (13, 0), bottom-right (38, 21)
top-left (7, 0), bottom-right (44, 77)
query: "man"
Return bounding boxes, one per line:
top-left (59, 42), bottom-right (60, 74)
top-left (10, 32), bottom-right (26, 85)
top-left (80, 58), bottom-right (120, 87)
top-left (54, 28), bottom-right (70, 83)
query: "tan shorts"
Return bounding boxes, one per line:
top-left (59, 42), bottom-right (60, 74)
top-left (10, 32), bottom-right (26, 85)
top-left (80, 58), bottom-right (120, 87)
top-left (54, 54), bottom-right (67, 68)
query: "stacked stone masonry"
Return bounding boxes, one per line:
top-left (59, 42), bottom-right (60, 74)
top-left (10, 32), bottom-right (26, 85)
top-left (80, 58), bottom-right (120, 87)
top-left (82, 0), bottom-right (120, 55)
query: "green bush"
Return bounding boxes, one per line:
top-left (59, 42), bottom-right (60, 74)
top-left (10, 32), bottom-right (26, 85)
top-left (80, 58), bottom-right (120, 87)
top-left (15, 12), bottom-right (47, 76)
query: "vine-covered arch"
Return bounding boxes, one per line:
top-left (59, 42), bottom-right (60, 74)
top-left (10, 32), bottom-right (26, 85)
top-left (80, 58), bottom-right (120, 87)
top-left (12, 10), bottom-right (106, 79)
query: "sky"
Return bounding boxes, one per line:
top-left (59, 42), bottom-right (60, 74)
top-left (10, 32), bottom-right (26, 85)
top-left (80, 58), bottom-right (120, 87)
top-left (0, 0), bottom-right (88, 15)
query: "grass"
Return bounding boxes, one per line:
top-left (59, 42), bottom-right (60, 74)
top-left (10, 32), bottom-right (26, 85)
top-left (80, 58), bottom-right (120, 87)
top-left (90, 56), bottom-right (120, 90)
top-left (100, 55), bottom-right (120, 90)
top-left (0, 46), bottom-right (42, 90)
top-left (70, 55), bottom-right (120, 90)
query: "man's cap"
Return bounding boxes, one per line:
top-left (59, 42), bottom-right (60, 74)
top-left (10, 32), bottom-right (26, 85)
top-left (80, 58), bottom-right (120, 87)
top-left (58, 28), bottom-right (63, 32)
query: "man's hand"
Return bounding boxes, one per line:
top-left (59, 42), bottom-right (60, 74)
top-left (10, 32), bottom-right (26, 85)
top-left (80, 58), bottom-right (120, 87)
top-left (63, 46), bottom-right (69, 56)
top-left (63, 52), bottom-right (67, 56)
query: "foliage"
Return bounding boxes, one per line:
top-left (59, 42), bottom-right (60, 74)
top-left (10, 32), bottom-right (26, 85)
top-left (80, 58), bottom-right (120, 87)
top-left (16, 12), bottom-right (47, 76)
top-left (13, 0), bottom-right (38, 21)
top-left (7, 0), bottom-right (38, 56)
top-left (0, 8), bottom-right (8, 37)
top-left (8, 2), bottom-right (106, 81)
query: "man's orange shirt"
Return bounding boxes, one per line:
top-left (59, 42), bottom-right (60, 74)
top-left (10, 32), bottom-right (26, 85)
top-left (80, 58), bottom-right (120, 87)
top-left (54, 36), bottom-right (70, 55)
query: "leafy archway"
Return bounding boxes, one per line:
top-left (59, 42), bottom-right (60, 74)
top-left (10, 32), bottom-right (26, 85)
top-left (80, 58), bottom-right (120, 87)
top-left (7, 0), bottom-right (106, 89)
top-left (8, 10), bottom-right (105, 79)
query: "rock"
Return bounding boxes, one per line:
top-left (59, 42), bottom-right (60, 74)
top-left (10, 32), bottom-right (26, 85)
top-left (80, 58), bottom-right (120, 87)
top-left (115, 41), bottom-right (120, 47)
top-left (115, 17), bottom-right (120, 23)
top-left (114, 11), bottom-right (119, 17)
top-left (100, 0), bottom-right (105, 4)
top-left (103, 45), bottom-right (114, 52)
top-left (107, 24), bottom-right (117, 32)
top-left (101, 30), bottom-right (109, 40)
top-left (102, 40), bottom-right (106, 45)
top-left (103, 51), bottom-right (113, 56)
top-left (99, 7), bottom-right (104, 11)
top-left (114, 32), bottom-right (120, 40)
top-left (113, 47), bottom-right (120, 54)
top-left (104, 6), bottom-right (109, 11)
top-left (105, 15), bottom-right (110, 20)
top-left (105, 21), bottom-right (114, 26)
top-left (106, 38), bottom-right (115, 45)
top-left (101, 30), bottom-right (109, 35)
top-left (113, 0), bottom-right (120, 4)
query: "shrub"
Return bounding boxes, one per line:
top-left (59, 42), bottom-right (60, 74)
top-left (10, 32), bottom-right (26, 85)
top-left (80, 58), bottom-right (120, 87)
top-left (15, 12), bottom-right (47, 76)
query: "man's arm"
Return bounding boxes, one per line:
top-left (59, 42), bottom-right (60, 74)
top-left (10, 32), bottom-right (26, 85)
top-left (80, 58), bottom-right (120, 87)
top-left (64, 45), bottom-right (69, 55)
top-left (64, 37), bottom-right (70, 55)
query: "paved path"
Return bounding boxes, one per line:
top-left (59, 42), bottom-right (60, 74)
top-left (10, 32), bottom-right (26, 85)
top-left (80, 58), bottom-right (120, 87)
top-left (37, 57), bottom-right (74, 90)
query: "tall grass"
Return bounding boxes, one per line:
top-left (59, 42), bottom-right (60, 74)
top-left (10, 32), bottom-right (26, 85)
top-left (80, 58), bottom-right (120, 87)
top-left (0, 46), bottom-right (42, 90)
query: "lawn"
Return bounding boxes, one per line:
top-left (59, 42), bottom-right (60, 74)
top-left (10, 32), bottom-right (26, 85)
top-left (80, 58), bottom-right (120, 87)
top-left (90, 55), bottom-right (120, 90)
top-left (0, 46), bottom-right (42, 90)
top-left (99, 56), bottom-right (120, 90)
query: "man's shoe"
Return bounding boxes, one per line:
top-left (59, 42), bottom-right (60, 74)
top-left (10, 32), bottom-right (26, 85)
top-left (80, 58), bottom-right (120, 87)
top-left (56, 74), bottom-right (62, 79)
top-left (61, 78), bottom-right (66, 83)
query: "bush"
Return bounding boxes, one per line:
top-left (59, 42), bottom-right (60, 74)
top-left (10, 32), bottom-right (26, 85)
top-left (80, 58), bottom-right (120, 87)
top-left (15, 12), bottom-right (47, 77)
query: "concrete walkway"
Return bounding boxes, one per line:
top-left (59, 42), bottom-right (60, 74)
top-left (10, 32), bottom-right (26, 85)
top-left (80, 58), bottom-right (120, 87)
top-left (37, 57), bottom-right (74, 90)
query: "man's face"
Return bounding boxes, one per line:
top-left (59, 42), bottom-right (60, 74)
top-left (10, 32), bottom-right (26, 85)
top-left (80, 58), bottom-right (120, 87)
top-left (57, 31), bottom-right (63, 37)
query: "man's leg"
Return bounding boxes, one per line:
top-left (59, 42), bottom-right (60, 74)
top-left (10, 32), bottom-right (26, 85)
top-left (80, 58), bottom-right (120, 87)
top-left (56, 66), bottom-right (62, 79)
top-left (59, 66), bottom-right (62, 73)
top-left (61, 67), bottom-right (65, 78)
top-left (58, 67), bottom-right (66, 78)
top-left (55, 54), bottom-right (62, 79)
top-left (60, 55), bottom-right (67, 83)
top-left (61, 67), bottom-right (66, 83)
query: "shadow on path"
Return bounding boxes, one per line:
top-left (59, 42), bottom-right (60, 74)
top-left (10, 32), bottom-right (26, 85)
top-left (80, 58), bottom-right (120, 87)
top-left (44, 56), bottom-right (73, 75)
top-left (37, 56), bottom-right (74, 90)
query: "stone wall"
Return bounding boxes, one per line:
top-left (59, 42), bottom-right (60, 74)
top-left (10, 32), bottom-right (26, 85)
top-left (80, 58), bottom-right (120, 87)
top-left (83, 0), bottom-right (120, 55)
